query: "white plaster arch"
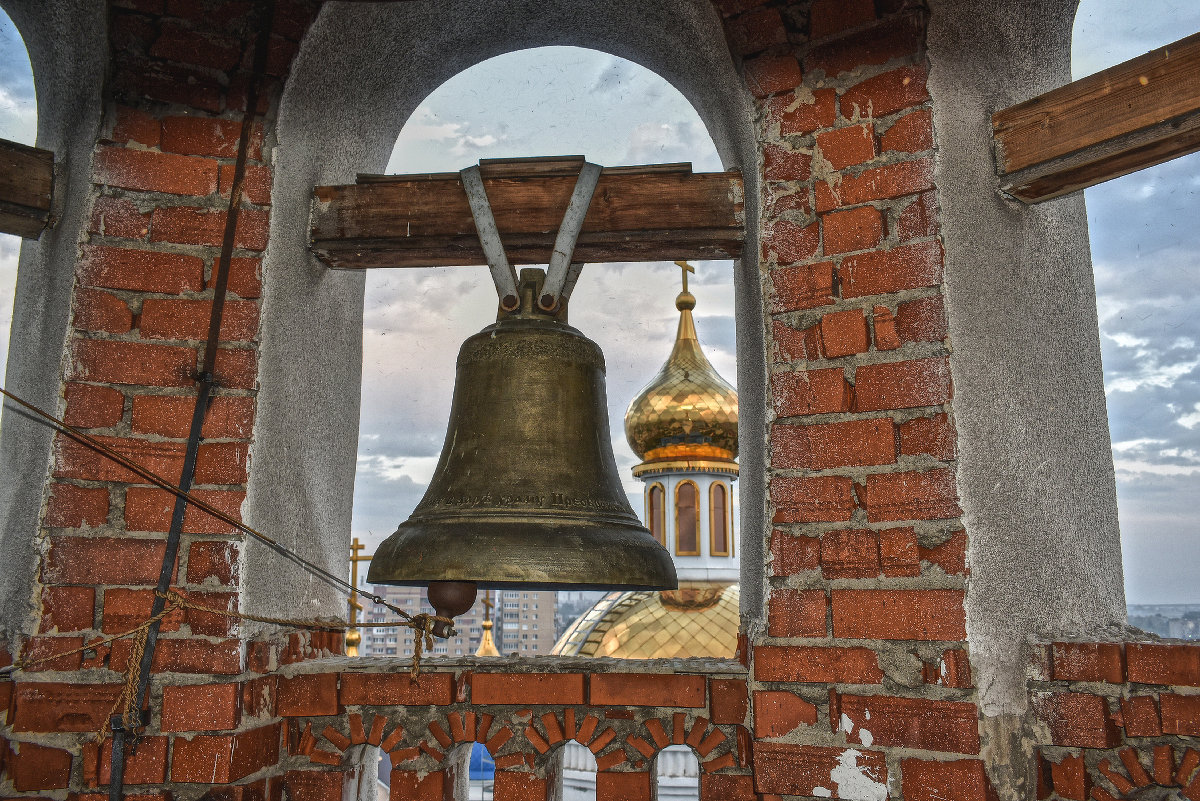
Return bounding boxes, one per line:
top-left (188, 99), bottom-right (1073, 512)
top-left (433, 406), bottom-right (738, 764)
top-left (248, 0), bottom-right (765, 624)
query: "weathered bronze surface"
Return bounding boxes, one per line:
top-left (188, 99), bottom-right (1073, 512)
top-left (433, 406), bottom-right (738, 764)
top-left (369, 270), bottom-right (677, 591)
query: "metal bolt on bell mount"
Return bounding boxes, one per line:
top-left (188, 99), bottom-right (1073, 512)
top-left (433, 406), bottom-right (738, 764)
top-left (367, 161), bottom-right (677, 636)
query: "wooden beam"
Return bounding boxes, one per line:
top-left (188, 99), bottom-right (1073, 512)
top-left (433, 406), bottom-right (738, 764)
top-left (0, 137), bottom-right (54, 239)
top-left (310, 161), bottom-right (744, 269)
top-left (992, 31), bottom-right (1200, 203)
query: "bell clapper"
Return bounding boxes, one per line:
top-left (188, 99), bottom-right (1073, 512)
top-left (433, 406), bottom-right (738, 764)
top-left (426, 580), bottom-right (478, 638)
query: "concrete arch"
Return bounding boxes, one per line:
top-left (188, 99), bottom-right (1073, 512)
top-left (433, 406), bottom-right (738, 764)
top-left (0, 0), bottom-right (107, 636)
top-left (248, 0), bottom-right (765, 622)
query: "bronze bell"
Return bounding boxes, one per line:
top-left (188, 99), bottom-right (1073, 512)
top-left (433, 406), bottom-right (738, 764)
top-left (368, 269), bottom-right (677, 624)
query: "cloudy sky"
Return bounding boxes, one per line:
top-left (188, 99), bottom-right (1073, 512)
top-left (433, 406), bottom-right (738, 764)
top-left (0, 5), bottom-right (1197, 604)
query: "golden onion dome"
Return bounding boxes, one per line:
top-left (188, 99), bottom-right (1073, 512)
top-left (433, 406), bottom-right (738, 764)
top-left (624, 288), bottom-right (738, 464)
top-left (551, 583), bottom-right (739, 659)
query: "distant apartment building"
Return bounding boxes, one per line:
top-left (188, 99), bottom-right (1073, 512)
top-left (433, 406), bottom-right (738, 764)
top-left (357, 582), bottom-right (557, 657)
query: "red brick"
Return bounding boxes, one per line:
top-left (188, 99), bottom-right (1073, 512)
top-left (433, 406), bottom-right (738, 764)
top-left (753, 690), bottom-right (818, 738)
top-left (73, 288), bottom-right (133, 334)
top-left (63, 383), bottom-right (125, 430)
top-left (54, 433), bottom-right (187, 485)
top-left (925, 648), bottom-right (973, 688)
top-left (711, 679), bottom-right (748, 725)
top-left (90, 195), bottom-right (151, 239)
top-left (744, 54), bottom-right (803, 97)
top-left (124, 486), bottom-right (243, 536)
top-left (281, 769), bottom-right (345, 801)
top-left (275, 673), bottom-right (339, 716)
top-left (878, 527), bottom-right (920, 576)
top-left (229, 722), bottom-right (281, 780)
top-left (41, 536), bottom-right (167, 585)
top-left (841, 694), bottom-right (980, 753)
top-left (725, 5), bottom-right (787, 54)
top-left (9, 740), bottom-right (73, 791)
top-left (771, 475), bottom-right (856, 523)
top-left (113, 58), bottom-right (223, 113)
top-left (1162, 694), bottom-right (1200, 735)
top-left (844, 67), bottom-right (930, 126)
top-left (39, 585), bottom-right (96, 633)
top-left (804, 13), bottom-right (924, 78)
top-left (768, 589), bottom-right (828, 637)
top-left (896, 192), bottom-right (938, 243)
top-left (341, 672), bottom-right (454, 706)
top-left (920, 530), bottom-right (966, 575)
top-left (150, 205), bottom-right (269, 251)
top-left (810, 0), bottom-right (876, 39)
top-left (209, 256), bottom-right (264, 299)
top-left (94, 146), bottom-right (218, 196)
top-left (171, 733), bottom-right (235, 782)
top-left (770, 530), bottom-right (821, 575)
top-left (773, 319), bottom-right (822, 362)
top-left (833, 589), bottom-right (966, 640)
top-left (756, 645), bottom-right (883, 683)
top-left (45, 482), bottom-right (109, 529)
top-left (195, 441), bottom-right (250, 484)
top-left (1047, 753), bottom-right (1089, 801)
top-left (213, 347), bottom-right (258, 389)
top-left (882, 108), bottom-right (934, 153)
top-left (1127, 643), bottom-right (1200, 686)
top-left (161, 116), bottom-right (261, 159)
top-left (110, 105), bottom-right (160, 147)
top-left (840, 239), bottom-right (943, 298)
top-left (219, 163), bottom-right (273, 206)
top-left (820, 308), bottom-right (872, 356)
top-left (896, 294), bottom-right (947, 343)
top-left (817, 124), bottom-right (876, 171)
top-left (773, 418), bottom-right (895, 470)
top-left (855, 356), bottom-right (951, 412)
top-left (764, 144), bottom-right (813, 182)
top-left (1120, 695), bottom-right (1162, 736)
top-left (701, 774), bottom-right (757, 801)
top-left (754, 742), bottom-right (887, 796)
top-left (489, 772), bottom-right (542, 800)
top-left (590, 673), bottom-right (704, 707)
top-left (1035, 692), bottom-right (1119, 748)
top-left (595, 771), bottom-right (651, 800)
top-left (822, 205), bottom-right (883, 255)
top-left (820, 529), bottom-right (879, 578)
top-left (12, 682), bottom-right (122, 732)
top-left (770, 262), bottom-right (835, 314)
top-left (764, 222), bottom-right (820, 274)
top-left (132, 394), bottom-right (255, 440)
top-left (1051, 643), bottom-right (1125, 683)
top-left (102, 588), bottom-right (183, 634)
top-left (772, 368), bottom-right (852, 417)
top-left (77, 244), bottom-right (205, 294)
top-left (186, 540), bottom-right (240, 585)
top-left (161, 682), bottom-right (241, 731)
top-left (83, 735), bottom-right (168, 786)
top-left (771, 88), bottom-right (837, 135)
top-left (863, 467), bottom-right (961, 523)
top-left (68, 339), bottom-right (196, 388)
top-left (899, 413), bottom-right (955, 460)
top-left (140, 298), bottom-right (260, 342)
top-left (817, 158), bottom-right (936, 211)
top-left (143, 637), bottom-right (241, 674)
top-left (902, 759), bottom-right (990, 801)
top-left (21, 634), bottom-right (86, 671)
top-left (150, 23), bottom-right (242, 71)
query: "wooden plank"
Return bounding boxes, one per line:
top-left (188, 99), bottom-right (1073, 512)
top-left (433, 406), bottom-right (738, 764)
top-left (993, 31), bottom-right (1200, 202)
top-left (311, 166), bottom-right (744, 269)
top-left (0, 137), bottom-right (53, 239)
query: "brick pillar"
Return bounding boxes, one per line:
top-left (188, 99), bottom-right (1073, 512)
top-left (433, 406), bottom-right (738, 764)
top-left (2, 0), bottom-right (325, 792)
top-left (720, 1), bottom-right (988, 798)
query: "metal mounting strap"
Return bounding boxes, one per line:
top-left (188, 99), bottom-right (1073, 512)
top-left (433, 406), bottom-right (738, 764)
top-left (460, 164), bottom-right (521, 310)
top-left (540, 161), bottom-right (602, 310)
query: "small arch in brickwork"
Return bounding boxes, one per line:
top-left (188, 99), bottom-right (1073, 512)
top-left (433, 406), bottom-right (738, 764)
top-left (631, 712), bottom-right (733, 773)
top-left (527, 709), bottom-right (627, 772)
top-left (1043, 746), bottom-right (1200, 801)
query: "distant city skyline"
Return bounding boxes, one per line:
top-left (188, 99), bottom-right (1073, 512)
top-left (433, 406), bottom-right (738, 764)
top-left (0, 5), bottom-right (1197, 603)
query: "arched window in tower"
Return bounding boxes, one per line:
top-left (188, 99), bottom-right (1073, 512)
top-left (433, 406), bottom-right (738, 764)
top-left (710, 482), bottom-right (729, 557)
top-left (647, 482), bottom-right (666, 547)
top-left (675, 480), bottom-right (699, 556)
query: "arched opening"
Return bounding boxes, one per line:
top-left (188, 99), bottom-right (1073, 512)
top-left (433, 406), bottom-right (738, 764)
top-left (556, 740), bottom-right (598, 801)
top-left (674, 480), bottom-right (700, 556)
top-left (1073, 1), bottom-right (1200, 620)
top-left (654, 744), bottom-right (700, 800)
top-left (347, 45), bottom-right (738, 656)
top-left (647, 482), bottom-right (666, 546)
top-left (0, 5), bottom-right (37, 419)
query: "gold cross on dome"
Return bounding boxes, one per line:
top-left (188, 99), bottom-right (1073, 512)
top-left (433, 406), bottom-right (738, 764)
top-left (482, 591), bottom-right (494, 622)
top-left (674, 260), bottom-right (695, 293)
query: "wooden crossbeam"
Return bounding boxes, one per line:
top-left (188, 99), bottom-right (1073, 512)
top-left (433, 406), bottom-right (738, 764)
top-left (0, 137), bottom-right (54, 239)
top-left (993, 32), bottom-right (1200, 203)
top-left (310, 157), bottom-right (745, 269)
